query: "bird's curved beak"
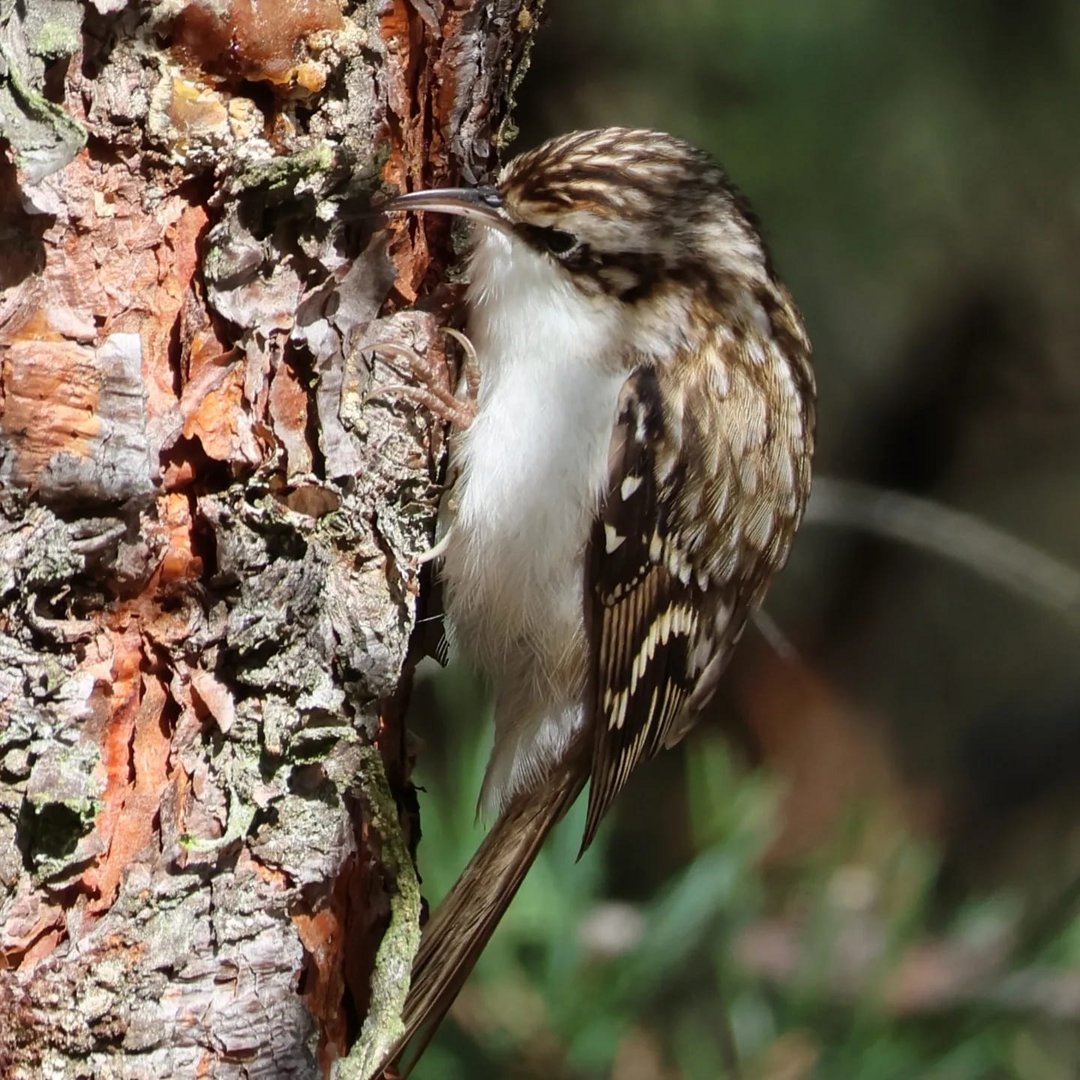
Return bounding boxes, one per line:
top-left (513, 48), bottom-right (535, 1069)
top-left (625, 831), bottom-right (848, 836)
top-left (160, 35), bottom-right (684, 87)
top-left (382, 186), bottom-right (512, 233)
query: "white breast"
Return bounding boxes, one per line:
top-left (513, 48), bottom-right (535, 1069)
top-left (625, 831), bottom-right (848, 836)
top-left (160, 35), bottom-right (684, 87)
top-left (440, 228), bottom-right (627, 807)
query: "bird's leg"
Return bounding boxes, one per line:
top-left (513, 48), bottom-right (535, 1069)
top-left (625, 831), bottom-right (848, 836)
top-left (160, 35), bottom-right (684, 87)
top-left (366, 328), bottom-right (479, 430)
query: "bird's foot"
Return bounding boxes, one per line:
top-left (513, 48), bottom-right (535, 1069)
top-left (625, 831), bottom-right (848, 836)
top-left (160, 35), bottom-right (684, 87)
top-left (366, 327), bottom-right (479, 429)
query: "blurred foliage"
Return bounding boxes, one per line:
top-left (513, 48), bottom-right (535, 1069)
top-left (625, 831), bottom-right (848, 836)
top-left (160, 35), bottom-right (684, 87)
top-left (411, 664), bottom-right (1080, 1078)
top-left (406, 2), bottom-right (1080, 1077)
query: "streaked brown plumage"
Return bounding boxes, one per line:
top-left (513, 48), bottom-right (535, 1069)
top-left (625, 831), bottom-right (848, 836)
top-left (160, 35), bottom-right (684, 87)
top-left (379, 127), bottom-right (815, 1075)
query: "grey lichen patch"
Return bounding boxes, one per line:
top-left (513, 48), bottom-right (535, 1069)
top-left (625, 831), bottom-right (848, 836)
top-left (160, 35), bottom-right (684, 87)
top-left (256, 693), bottom-right (303, 759)
top-left (0, 817), bottom-right (21, 889)
top-left (21, 740), bottom-right (103, 880)
top-left (203, 224), bottom-right (305, 332)
top-left (0, 0), bottom-right (86, 182)
top-left (225, 550), bottom-right (328, 654)
top-left (25, 9), bottom-right (79, 58)
top-left (296, 232), bottom-right (399, 479)
top-left (97, 866), bottom-right (318, 1069)
top-left (0, 512), bottom-right (130, 756)
top-left (201, 479), bottom-right (416, 730)
top-left (175, 753), bottom-right (260, 857)
top-left (125, 887), bottom-right (209, 980)
top-left (230, 142), bottom-right (336, 197)
top-left (0, 512), bottom-right (113, 889)
top-left (251, 787), bottom-right (351, 887)
top-left (1, 504), bottom-right (87, 595)
top-left (24, 741), bottom-right (102, 815)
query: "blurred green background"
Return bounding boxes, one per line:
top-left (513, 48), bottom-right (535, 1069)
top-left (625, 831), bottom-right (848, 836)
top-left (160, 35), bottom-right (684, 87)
top-left (407, 3), bottom-right (1080, 1077)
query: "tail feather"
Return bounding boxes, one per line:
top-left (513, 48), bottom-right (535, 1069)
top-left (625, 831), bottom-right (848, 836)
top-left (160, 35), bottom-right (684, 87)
top-left (383, 757), bottom-right (587, 1077)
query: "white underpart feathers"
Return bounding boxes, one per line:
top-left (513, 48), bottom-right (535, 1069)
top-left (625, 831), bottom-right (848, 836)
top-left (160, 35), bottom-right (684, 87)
top-left (441, 226), bottom-right (627, 814)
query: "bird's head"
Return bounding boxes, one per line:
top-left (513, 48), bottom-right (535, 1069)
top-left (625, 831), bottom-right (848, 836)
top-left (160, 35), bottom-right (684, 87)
top-left (386, 129), bottom-right (777, 358)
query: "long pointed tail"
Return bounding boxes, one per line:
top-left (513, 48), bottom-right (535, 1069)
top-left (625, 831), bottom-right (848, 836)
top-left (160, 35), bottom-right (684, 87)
top-left (384, 757), bottom-right (587, 1077)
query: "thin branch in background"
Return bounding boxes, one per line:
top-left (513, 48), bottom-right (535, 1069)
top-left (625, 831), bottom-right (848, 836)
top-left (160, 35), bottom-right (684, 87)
top-left (751, 608), bottom-right (802, 664)
top-left (806, 477), bottom-right (1080, 624)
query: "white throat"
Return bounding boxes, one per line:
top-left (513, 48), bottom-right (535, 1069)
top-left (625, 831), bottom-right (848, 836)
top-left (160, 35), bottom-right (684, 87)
top-left (466, 228), bottom-right (624, 373)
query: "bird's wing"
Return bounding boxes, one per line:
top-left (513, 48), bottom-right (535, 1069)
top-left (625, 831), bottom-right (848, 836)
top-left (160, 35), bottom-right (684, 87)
top-left (580, 355), bottom-right (777, 853)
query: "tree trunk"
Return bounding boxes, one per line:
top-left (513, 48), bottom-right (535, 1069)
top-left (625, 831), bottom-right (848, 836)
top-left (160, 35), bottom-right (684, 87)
top-left (0, 1), bottom-right (541, 1075)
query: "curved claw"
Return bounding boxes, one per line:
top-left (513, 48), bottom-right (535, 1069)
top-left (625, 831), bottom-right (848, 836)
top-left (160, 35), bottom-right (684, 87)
top-left (417, 527), bottom-right (453, 565)
top-left (441, 327), bottom-right (481, 404)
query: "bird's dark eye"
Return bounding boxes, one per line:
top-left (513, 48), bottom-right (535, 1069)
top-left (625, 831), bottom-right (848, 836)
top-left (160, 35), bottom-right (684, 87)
top-left (540, 228), bottom-right (578, 255)
top-left (525, 225), bottom-right (580, 259)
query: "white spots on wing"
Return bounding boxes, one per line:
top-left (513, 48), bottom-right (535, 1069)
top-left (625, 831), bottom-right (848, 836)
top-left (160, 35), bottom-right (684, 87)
top-left (700, 438), bottom-right (721, 486)
top-left (649, 529), bottom-right (663, 562)
top-left (630, 633), bottom-right (657, 693)
top-left (748, 387), bottom-right (769, 442)
top-left (690, 632), bottom-right (715, 674)
top-left (709, 358), bottom-right (730, 398)
top-left (713, 541), bottom-right (740, 582)
top-left (744, 501), bottom-right (775, 551)
top-left (743, 335), bottom-right (768, 367)
top-left (609, 558), bottom-right (650, 601)
top-left (627, 603), bottom-right (695, 696)
top-left (606, 601), bottom-right (698, 733)
top-left (656, 443), bottom-right (680, 483)
top-left (633, 406), bottom-right (649, 444)
top-left (774, 450), bottom-right (796, 506)
top-left (724, 391), bottom-right (768, 464)
top-left (609, 689), bottom-right (629, 730)
top-left (655, 603), bottom-right (694, 648)
top-left (620, 474), bottom-right (643, 500)
top-left (619, 727), bottom-right (647, 786)
top-left (664, 540), bottom-right (693, 585)
top-left (681, 515), bottom-right (707, 555)
top-left (771, 353), bottom-right (806, 439)
top-left (751, 298), bottom-right (773, 340)
top-left (680, 480), bottom-right (703, 520)
top-left (738, 454), bottom-right (760, 498)
top-left (706, 478), bottom-right (730, 524)
top-left (604, 524), bottom-right (626, 553)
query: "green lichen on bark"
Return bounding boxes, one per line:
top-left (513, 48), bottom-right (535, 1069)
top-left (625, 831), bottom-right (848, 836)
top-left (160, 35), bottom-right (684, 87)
top-left (334, 744), bottom-right (420, 1080)
top-left (0, 0), bottom-right (86, 181)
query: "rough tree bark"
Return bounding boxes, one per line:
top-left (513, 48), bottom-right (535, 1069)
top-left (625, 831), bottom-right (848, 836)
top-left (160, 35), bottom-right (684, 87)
top-left (0, 1), bottom-right (541, 1076)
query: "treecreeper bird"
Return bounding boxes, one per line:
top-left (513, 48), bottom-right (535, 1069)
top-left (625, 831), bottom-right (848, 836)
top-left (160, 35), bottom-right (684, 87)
top-left (379, 128), bottom-right (815, 1074)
